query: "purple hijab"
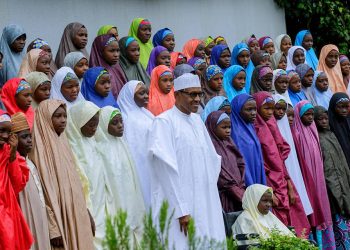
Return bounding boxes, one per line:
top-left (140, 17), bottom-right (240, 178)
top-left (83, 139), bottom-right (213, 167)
top-left (146, 46), bottom-right (168, 75)
top-left (210, 45), bottom-right (231, 73)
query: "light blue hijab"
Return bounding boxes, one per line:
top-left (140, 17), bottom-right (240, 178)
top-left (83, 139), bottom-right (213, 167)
top-left (311, 70), bottom-right (333, 109)
top-left (295, 30), bottom-right (318, 71)
top-left (201, 96), bottom-right (229, 122)
top-left (223, 65), bottom-right (246, 102)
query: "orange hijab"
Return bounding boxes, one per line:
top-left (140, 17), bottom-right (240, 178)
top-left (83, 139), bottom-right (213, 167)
top-left (1, 78), bottom-right (34, 129)
top-left (147, 65), bottom-right (175, 116)
top-left (182, 38), bottom-right (202, 60)
top-left (317, 44), bottom-right (347, 93)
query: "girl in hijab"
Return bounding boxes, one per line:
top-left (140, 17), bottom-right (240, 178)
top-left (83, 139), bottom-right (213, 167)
top-left (66, 101), bottom-right (110, 249)
top-left (204, 36), bottom-right (215, 65)
top-left (292, 101), bottom-right (335, 249)
top-left (0, 110), bottom-right (33, 250)
top-left (147, 65), bottom-right (175, 116)
top-left (214, 36), bottom-right (228, 45)
top-left (271, 52), bottom-right (287, 70)
top-left (201, 96), bottom-right (231, 122)
top-left (29, 99), bottom-right (95, 250)
top-left (230, 93), bottom-right (266, 186)
top-left (317, 44), bottom-right (347, 93)
top-left (182, 38), bottom-right (206, 60)
top-left (210, 44), bottom-right (231, 73)
top-left (119, 36), bottom-right (150, 86)
top-left (146, 46), bottom-right (171, 75)
top-left (2, 78), bottom-right (34, 128)
top-left (202, 65), bottom-right (226, 104)
top-left (258, 36), bottom-right (275, 55)
top-left (170, 52), bottom-right (186, 69)
top-left (288, 70), bottom-right (307, 107)
top-left (314, 106), bottom-right (350, 249)
top-left (231, 43), bottom-right (255, 92)
top-left (286, 46), bottom-right (306, 71)
top-left (128, 18), bottom-right (153, 68)
top-left (253, 91), bottom-right (310, 236)
top-left (96, 106), bottom-right (145, 245)
top-left (272, 95), bottom-right (313, 219)
top-left (64, 51), bottom-right (88, 84)
top-left (89, 34), bottom-right (127, 99)
top-left (295, 30), bottom-right (318, 71)
top-left (55, 22), bottom-right (89, 68)
top-left (223, 65), bottom-right (246, 101)
top-left (296, 63), bottom-right (316, 105)
top-left (250, 65), bottom-right (274, 94)
top-left (97, 25), bottom-right (118, 39)
top-left (273, 69), bottom-right (292, 105)
top-left (81, 67), bottom-right (118, 108)
top-left (328, 93), bottom-right (350, 168)
top-left (205, 111), bottom-right (246, 213)
top-left (232, 184), bottom-right (294, 238)
top-left (244, 34), bottom-right (260, 54)
top-left (0, 24), bottom-right (26, 84)
top-left (117, 81), bottom-right (154, 207)
top-left (311, 71), bottom-right (332, 109)
top-left (18, 49), bottom-right (51, 78)
top-left (152, 28), bottom-right (175, 52)
top-left (274, 34), bottom-right (292, 55)
top-left (26, 38), bottom-right (58, 76)
top-left (188, 57), bottom-right (207, 94)
top-left (339, 55), bottom-right (350, 91)
top-left (25, 71), bottom-right (51, 108)
top-left (251, 50), bottom-right (271, 67)
top-left (50, 66), bottom-right (85, 108)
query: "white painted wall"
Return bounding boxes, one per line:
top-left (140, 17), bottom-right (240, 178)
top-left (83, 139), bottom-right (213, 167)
top-left (0, 0), bottom-right (285, 55)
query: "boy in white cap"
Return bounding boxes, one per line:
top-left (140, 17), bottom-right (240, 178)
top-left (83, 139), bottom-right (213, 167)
top-left (148, 73), bottom-right (226, 249)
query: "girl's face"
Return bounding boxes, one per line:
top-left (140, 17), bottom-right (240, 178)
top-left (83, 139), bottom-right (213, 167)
top-left (232, 71), bottom-right (246, 91)
top-left (137, 24), bottom-right (152, 43)
top-left (259, 101), bottom-right (275, 121)
top-left (335, 100), bottom-right (350, 117)
top-left (95, 74), bottom-right (111, 97)
top-left (61, 79), bottom-right (80, 102)
top-left (205, 42), bottom-right (215, 56)
top-left (108, 28), bottom-right (119, 40)
top-left (240, 99), bottom-right (257, 123)
top-left (126, 41), bottom-right (140, 64)
top-left (263, 42), bottom-right (275, 55)
top-left (278, 55), bottom-right (287, 70)
top-left (158, 74), bottom-right (174, 94)
top-left (292, 49), bottom-right (305, 66)
top-left (33, 82), bottom-right (51, 103)
top-left (214, 119), bottom-right (231, 140)
top-left (302, 69), bottom-right (314, 88)
top-left (218, 49), bottom-right (231, 69)
top-left (286, 105), bottom-right (294, 126)
top-left (259, 73), bottom-right (273, 91)
top-left (80, 112), bottom-right (99, 137)
top-left (257, 191), bottom-right (273, 215)
top-left (156, 50), bottom-right (171, 67)
top-left (237, 50), bottom-right (250, 68)
top-left (0, 121), bottom-right (12, 148)
top-left (208, 73), bottom-right (223, 92)
top-left (280, 36), bottom-right (292, 54)
top-left (52, 106), bottom-right (67, 136)
top-left (325, 50), bottom-right (339, 68)
top-left (162, 34), bottom-right (175, 52)
top-left (260, 56), bottom-right (272, 67)
top-left (274, 75), bottom-right (289, 94)
top-left (249, 40), bottom-right (260, 54)
top-left (102, 41), bottom-right (120, 65)
top-left (274, 101), bottom-right (287, 120)
top-left (15, 89), bottom-right (32, 111)
top-left (301, 108), bottom-right (314, 126)
top-left (108, 114), bottom-right (124, 137)
top-left (134, 85), bottom-right (149, 108)
top-left (194, 43), bottom-right (206, 59)
top-left (302, 34), bottom-right (313, 51)
top-left (289, 75), bottom-right (301, 92)
top-left (340, 60), bottom-right (350, 76)
top-left (36, 55), bottom-right (51, 75)
top-left (315, 75), bottom-right (329, 92)
top-left (220, 105), bottom-right (231, 115)
top-left (16, 129), bottom-right (32, 156)
top-left (315, 111), bottom-right (329, 130)
top-left (11, 34), bottom-right (26, 53)
top-left (40, 45), bottom-right (53, 61)
top-left (73, 27), bottom-right (88, 49)
top-left (74, 58), bottom-right (89, 79)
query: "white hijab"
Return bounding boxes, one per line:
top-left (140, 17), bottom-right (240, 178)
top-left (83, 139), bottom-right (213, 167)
top-left (286, 46), bottom-right (306, 71)
top-left (50, 66), bottom-right (85, 108)
top-left (274, 34), bottom-right (290, 54)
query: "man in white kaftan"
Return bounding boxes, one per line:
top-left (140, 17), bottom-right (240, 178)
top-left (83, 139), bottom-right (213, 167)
top-left (148, 73), bottom-right (226, 250)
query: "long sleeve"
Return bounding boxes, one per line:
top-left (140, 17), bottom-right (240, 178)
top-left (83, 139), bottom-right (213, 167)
top-left (46, 205), bottom-right (61, 239)
top-left (8, 155), bottom-right (29, 194)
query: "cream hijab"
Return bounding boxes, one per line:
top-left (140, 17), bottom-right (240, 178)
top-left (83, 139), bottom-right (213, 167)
top-left (232, 184), bottom-right (294, 237)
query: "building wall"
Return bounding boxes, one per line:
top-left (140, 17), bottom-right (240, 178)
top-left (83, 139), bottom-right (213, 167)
top-left (0, 0), bottom-right (285, 54)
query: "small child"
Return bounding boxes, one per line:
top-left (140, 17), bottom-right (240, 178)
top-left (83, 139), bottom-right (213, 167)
top-left (311, 70), bottom-right (332, 109)
top-left (295, 63), bottom-right (316, 105)
top-left (339, 54), bottom-right (350, 92)
top-left (223, 65), bottom-right (246, 101)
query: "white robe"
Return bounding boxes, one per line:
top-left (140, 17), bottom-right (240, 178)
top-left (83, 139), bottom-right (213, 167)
top-left (148, 106), bottom-right (226, 249)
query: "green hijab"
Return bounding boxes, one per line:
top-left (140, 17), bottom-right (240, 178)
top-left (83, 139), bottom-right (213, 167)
top-left (97, 25), bottom-right (116, 36)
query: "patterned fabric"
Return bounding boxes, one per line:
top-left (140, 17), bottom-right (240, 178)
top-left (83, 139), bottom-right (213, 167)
top-left (109, 109), bottom-right (121, 121)
top-left (105, 36), bottom-right (117, 47)
top-left (16, 80), bottom-right (30, 94)
top-left (299, 102), bottom-right (314, 117)
top-left (334, 214), bottom-right (350, 250)
top-left (339, 55), bottom-right (349, 64)
top-left (125, 37), bottom-right (136, 47)
top-left (204, 36), bottom-right (214, 47)
top-left (321, 226), bottom-right (336, 250)
top-left (95, 70), bottom-right (108, 84)
top-left (63, 72), bottom-right (78, 84)
top-left (32, 38), bottom-right (49, 49)
top-left (258, 65), bottom-right (273, 78)
top-left (206, 65), bottom-right (223, 81)
top-left (336, 97), bottom-right (350, 104)
top-left (160, 71), bottom-right (172, 77)
top-left (0, 114), bottom-right (11, 123)
top-left (189, 58), bottom-right (205, 70)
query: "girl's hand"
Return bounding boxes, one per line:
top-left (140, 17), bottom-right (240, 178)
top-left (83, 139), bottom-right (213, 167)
top-left (8, 134), bottom-right (18, 162)
top-left (287, 180), bottom-right (296, 205)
